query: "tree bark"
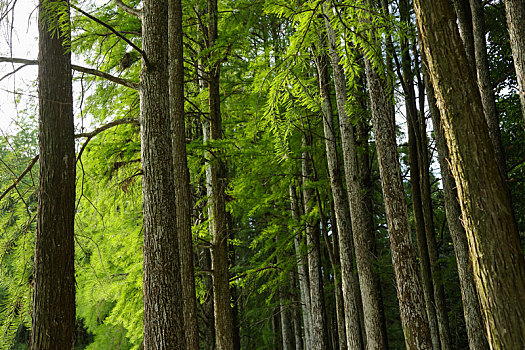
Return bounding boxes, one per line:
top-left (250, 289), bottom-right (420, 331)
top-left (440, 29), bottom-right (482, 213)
top-left (414, 0), bottom-right (525, 347)
top-left (31, 1), bottom-right (75, 348)
top-left (362, 43), bottom-right (432, 350)
top-left (504, 0), bottom-right (525, 124)
top-left (207, 0), bottom-right (234, 346)
top-left (315, 48), bottom-right (364, 350)
top-left (301, 140), bottom-right (329, 349)
top-left (425, 71), bottom-right (489, 350)
top-left (453, 0), bottom-right (476, 68)
top-left (141, 0), bottom-right (185, 347)
top-left (290, 184), bottom-right (312, 349)
top-left (168, 0), bottom-right (199, 349)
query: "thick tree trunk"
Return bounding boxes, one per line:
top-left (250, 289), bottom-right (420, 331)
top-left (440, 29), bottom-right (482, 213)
top-left (301, 142), bottom-right (329, 349)
top-left (504, 0), bottom-right (525, 124)
top-left (469, 0), bottom-right (506, 174)
top-left (31, 1), bottom-right (75, 348)
top-left (425, 72), bottom-right (489, 350)
top-left (315, 50), bottom-right (364, 350)
top-left (141, 0), bottom-right (185, 347)
top-left (363, 54), bottom-right (432, 350)
top-left (290, 185), bottom-right (312, 349)
top-left (168, 1), bottom-right (199, 349)
top-left (414, 1), bottom-right (525, 348)
top-left (324, 14), bottom-right (387, 350)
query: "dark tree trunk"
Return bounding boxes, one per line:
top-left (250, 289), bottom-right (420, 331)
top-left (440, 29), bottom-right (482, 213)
top-left (141, 0), bottom-right (185, 348)
top-left (31, 1), bottom-right (75, 348)
top-left (504, 0), bottom-right (525, 124)
top-left (453, 0), bottom-right (476, 68)
top-left (207, 0), bottom-right (234, 348)
top-left (414, 0), bottom-right (525, 347)
top-left (168, 1), bottom-right (199, 349)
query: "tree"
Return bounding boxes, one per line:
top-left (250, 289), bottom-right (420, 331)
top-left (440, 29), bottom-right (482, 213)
top-left (140, 0), bottom-right (185, 347)
top-left (30, 0), bottom-right (76, 347)
top-left (414, 0), bottom-right (525, 347)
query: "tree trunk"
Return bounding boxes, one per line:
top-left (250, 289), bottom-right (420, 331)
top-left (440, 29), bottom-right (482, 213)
top-left (31, 1), bottom-right (75, 348)
top-left (425, 70), bottom-right (489, 350)
top-left (290, 185), bottom-right (312, 349)
top-left (315, 48), bottom-right (364, 350)
top-left (301, 140), bottom-right (329, 349)
top-left (469, 0), bottom-right (506, 174)
top-left (504, 0), bottom-right (525, 124)
top-left (290, 271), bottom-right (304, 350)
top-left (280, 285), bottom-right (295, 350)
top-left (168, 0), bottom-right (199, 349)
top-left (414, 0), bottom-right (525, 347)
top-left (141, 0), bottom-right (185, 347)
top-left (453, 0), bottom-right (476, 68)
top-left (362, 49), bottom-right (432, 350)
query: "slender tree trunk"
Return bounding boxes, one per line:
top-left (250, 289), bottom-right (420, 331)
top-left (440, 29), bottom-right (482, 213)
top-left (358, 8), bottom-right (432, 341)
top-left (280, 286), bottom-right (295, 350)
top-left (315, 49), bottom-right (364, 350)
top-left (504, 0), bottom-right (525, 124)
top-left (414, 1), bottom-right (525, 347)
top-left (290, 271), bottom-right (304, 350)
top-left (141, 0), bottom-right (184, 347)
top-left (301, 140), bottom-right (329, 349)
top-left (425, 71), bottom-right (489, 350)
top-left (168, 1), bottom-right (199, 349)
top-left (469, 0), bottom-right (506, 173)
top-left (453, 0), bottom-right (476, 67)
top-left (206, 0), bottom-right (234, 348)
top-left (290, 185), bottom-right (312, 349)
top-left (31, 1), bottom-right (75, 347)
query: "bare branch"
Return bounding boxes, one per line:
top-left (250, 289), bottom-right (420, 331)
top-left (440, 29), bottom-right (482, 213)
top-left (75, 117), bottom-right (138, 138)
top-left (113, 0), bottom-right (143, 18)
top-left (0, 56), bottom-right (139, 90)
top-left (0, 155), bottom-right (39, 203)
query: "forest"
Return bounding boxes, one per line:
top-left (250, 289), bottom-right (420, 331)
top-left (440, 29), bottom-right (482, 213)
top-left (0, 0), bottom-right (524, 349)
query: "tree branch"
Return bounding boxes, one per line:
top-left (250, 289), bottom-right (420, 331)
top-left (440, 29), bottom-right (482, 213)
top-left (0, 56), bottom-right (139, 90)
top-left (113, 0), bottom-right (143, 18)
top-left (69, 4), bottom-right (148, 65)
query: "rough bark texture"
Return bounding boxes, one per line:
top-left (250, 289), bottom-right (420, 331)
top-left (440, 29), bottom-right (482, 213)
top-left (469, 0), bottom-right (505, 174)
top-left (323, 15), bottom-right (387, 350)
top-left (504, 0), bottom-right (525, 124)
top-left (315, 50), bottom-right (364, 350)
top-left (301, 143), bottom-right (329, 349)
top-left (31, 1), bottom-right (75, 348)
top-left (363, 56), bottom-right (432, 350)
top-left (141, 0), bottom-right (185, 347)
top-left (425, 72), bottom-right (489, 350)
top-left (168, 0), bottom-right (199, 349)
top-left (207, 1), bottom-right (234, 348)
top-left (280, 286), bottom-right (295, 350)
top-left (290, 185), bottom-right (312, 349)
top-left (414, 0), bottom-right (525, 348)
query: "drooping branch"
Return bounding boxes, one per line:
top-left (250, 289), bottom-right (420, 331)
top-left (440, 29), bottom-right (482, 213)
top-left (69, 4), bottom-right (148, 66)
top-left (0, 57), bottom-right (139, 90)
top-left (0, 117), bottom-right (139, 203)
top-left (113, 0), bottom-right (143, 18)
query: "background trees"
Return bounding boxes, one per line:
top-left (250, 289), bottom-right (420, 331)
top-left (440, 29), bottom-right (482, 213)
top-left (0, 0), bottom-right (524, 348)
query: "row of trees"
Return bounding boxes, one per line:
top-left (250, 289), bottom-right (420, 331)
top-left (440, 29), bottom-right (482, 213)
top-left (1, 0), bottom-right (524, 349)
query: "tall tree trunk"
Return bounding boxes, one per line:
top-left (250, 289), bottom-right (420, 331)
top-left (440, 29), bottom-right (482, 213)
top-left (206, 0), bottom-right (234, 348)
top-left (168, 1), bottom-right (199, 349)
top-left (425, 70), bottom-right (489, 350)
top-left (414, 1), bottom-right (525, 348)
top-left (315, 48), bottom-right (364, 350)
top-left (31, 1), bottom-right (75, 348)
top-left (280, 285), bottom-right (295, 350)
top-left (399, 3), bottom-right (442, 348)
top-left (504, 0), bottom-right (525, 124)
top-left (323, 14), bottom-right (387, 350)
top-left (141, 0), bottom-right (184, 347)
top-left (290, 185), bottom-right (312, 349)
top-left (469, 0), bottom-right (506, 173)
top-left (290, 271), bottom-right (304, 350)
top-left (301, 139), bottom-right (329, 349)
